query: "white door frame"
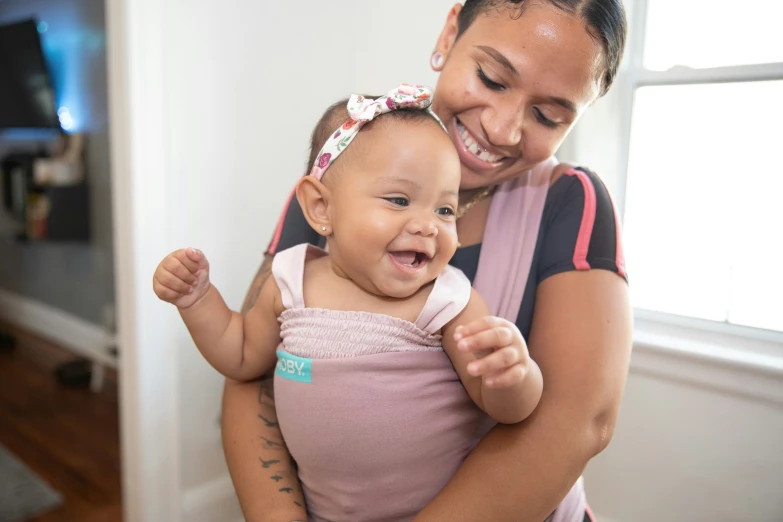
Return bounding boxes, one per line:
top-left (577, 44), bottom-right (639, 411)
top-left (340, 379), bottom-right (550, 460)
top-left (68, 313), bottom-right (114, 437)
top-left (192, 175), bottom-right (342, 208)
top-left (106, 0), bottom-right (182, 520)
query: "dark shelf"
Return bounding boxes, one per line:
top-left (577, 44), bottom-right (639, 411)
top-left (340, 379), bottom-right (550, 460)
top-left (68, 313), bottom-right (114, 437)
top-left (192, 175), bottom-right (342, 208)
top-left (1, 152), bottom-right (91, 243)
top-left (33, 183), bottom-right (90, 241)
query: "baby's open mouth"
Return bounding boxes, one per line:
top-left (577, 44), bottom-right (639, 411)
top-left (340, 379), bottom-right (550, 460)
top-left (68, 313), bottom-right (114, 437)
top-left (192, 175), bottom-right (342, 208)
top-left (389, 251), bottom-right (430, 268)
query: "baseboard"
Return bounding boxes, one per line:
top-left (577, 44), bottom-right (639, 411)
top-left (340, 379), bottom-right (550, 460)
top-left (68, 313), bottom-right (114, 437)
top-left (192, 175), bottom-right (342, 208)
top-left (181, 474), bottom-right (243, 522)
top-left (0, 289), bottom-right (117, 368)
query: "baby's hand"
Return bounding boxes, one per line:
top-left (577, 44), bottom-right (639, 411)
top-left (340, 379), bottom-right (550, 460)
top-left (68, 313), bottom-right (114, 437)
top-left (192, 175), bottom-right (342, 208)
top-left (152, 248), bottom-right (211, 309)
top-left (454, 316), bottom-right (531, 388)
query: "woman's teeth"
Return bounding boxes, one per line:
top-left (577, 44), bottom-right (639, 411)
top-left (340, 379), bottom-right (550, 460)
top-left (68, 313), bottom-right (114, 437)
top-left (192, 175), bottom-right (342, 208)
top-left (457, 121), bottom-right (504, 163)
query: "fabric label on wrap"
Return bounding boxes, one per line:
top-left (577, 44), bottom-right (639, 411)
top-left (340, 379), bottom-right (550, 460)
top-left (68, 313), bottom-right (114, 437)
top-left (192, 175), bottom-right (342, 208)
top-left (275, 350), bottom-right (312, 383)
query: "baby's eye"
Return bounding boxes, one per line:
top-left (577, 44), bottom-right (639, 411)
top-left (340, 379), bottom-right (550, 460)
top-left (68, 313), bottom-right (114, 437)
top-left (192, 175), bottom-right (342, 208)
top-left (385, 197), bottom-right (409, 207)
top-left (436, 207), bottom-right (456, 217)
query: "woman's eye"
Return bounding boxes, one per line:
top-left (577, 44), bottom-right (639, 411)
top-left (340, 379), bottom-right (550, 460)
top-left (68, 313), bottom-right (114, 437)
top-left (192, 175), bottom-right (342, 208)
top-left (534, 108), bottom-right (558, 128)
top-left (385, 197), bottom-right (409, 207)
top-left (477, 66), bottom-right (505, 92)
top-left (436, 207), bottom-right (456, 217)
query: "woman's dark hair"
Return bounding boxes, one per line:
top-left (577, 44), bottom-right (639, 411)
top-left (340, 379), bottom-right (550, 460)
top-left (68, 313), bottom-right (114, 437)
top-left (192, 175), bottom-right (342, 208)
top-left (457, 0), bottom-right (627, 97)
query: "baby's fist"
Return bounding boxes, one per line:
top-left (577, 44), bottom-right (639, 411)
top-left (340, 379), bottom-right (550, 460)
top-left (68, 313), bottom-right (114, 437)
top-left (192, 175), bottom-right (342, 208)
top-left (153, 248), bottom-right (211, 309)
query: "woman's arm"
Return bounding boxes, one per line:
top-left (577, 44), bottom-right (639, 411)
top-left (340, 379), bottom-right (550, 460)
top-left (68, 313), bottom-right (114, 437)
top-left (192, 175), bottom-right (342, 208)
top-left (414, 269), bottom-right (632, 521)
top-left (222, 255), bottom-right (308, 522)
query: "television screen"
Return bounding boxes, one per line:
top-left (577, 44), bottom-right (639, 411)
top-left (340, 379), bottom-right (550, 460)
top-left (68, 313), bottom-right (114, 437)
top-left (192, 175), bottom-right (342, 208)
top-left (0, 19), bottom-right (60, 129)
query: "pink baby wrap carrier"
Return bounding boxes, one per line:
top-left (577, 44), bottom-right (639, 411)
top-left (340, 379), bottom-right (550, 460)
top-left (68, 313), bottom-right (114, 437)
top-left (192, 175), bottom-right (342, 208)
top-left (273, 156), bottom-right (586, 522)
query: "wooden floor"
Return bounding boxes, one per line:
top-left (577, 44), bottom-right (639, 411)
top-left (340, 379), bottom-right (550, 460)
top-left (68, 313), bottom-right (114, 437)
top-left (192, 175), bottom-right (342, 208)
top-left (0, 322), bottom-right (123, 522)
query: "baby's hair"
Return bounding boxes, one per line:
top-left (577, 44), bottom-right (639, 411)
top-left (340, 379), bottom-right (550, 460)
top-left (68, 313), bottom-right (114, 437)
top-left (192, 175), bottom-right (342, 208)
top-left (305, 95), bottom-right (445, 174)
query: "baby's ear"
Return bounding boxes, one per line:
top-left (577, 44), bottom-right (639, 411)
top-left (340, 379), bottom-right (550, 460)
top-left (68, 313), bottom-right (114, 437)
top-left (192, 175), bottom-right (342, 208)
top-left (295, 176), bottom-right (332, 236)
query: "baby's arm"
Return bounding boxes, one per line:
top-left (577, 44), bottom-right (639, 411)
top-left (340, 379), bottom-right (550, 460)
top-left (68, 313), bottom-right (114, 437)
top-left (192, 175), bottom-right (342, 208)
top-left (153, 248), bottom-right (281, 382)
top-left (442, 289), bottom-right (543, 424)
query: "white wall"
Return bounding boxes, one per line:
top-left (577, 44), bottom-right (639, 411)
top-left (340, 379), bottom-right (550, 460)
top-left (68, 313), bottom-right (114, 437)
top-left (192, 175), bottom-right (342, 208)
top-left (109, 1), bottom-right (455, 520)
top-left (585, 366), bottom-right (783, 522)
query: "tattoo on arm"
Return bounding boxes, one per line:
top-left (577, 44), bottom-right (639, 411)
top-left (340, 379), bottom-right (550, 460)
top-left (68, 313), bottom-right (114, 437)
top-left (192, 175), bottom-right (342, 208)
top-left (255, 372), bottom-right (307, 510)
top-left (241, 254), bottom-right (274, 315)
top-left (259, 414), bottom-right (279, 428)
top-left (260, 436), bottom-right (285, 449)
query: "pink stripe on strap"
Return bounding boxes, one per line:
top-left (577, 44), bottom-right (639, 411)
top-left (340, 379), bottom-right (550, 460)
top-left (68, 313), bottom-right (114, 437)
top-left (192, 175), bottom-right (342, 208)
top-left (564, 169), bottom-right (596, 271)
top-left (267, 187), bottom-right (296, 256)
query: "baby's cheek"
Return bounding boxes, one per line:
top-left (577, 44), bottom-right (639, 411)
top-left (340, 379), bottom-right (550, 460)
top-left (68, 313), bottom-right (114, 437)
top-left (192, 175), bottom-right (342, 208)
top-left (440, 223), bottom-right (460, 253)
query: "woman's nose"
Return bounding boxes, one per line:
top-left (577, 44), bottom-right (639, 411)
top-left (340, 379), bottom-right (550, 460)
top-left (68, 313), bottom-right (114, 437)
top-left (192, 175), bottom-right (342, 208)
top-left (481, 105), bottom-right (523, 149)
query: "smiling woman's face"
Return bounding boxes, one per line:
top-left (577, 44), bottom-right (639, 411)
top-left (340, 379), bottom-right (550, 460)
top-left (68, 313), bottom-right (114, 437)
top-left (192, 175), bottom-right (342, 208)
top-left (432, 2), bottom-right (604, 190)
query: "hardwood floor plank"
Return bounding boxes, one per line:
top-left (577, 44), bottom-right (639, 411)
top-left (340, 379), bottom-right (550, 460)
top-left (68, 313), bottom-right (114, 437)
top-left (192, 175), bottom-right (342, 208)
top-left (0, 322), bottom-right (122, 521)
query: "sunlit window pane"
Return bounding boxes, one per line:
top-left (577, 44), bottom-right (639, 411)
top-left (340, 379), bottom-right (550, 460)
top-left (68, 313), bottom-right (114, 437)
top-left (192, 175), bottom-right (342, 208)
top-left (644, 0), bottom-right (783, 70)
top-left (624, 81), bottom-right (783, 332)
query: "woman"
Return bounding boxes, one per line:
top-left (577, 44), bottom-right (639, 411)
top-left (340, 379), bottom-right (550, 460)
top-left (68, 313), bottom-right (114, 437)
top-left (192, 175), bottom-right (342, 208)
top-left (222, 1), bottom-right (632, 520)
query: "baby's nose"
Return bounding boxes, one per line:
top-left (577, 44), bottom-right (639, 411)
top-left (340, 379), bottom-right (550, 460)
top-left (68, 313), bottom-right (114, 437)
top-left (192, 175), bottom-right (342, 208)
top-left (407, 217), bottom-right (438, 237)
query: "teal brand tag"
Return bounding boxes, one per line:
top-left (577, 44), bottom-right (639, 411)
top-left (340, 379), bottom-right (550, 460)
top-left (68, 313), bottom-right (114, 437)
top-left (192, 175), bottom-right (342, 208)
top-left (275, 350), bottom-right (312, 383)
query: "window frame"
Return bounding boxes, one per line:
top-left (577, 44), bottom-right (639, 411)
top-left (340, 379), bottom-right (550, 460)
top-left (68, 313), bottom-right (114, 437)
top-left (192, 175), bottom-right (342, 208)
top-left (611, 0), bottom-right (783, 344)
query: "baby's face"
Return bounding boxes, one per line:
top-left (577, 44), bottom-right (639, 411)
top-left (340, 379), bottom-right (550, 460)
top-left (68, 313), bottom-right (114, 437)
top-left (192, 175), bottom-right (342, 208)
top-left (326, 119), bottom-right (461, 299)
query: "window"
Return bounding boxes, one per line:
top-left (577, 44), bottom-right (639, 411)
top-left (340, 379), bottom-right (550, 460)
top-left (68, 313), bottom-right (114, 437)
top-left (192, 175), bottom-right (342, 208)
top-left (620, 0), bottom-right (783, 334)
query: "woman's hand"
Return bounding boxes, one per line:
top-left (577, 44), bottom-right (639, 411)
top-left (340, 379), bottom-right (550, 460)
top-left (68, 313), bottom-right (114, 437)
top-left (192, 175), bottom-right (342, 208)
top-left (152, 247), bottom-right (211, 308)
top-left (454, 316), bottom-right (532, 389)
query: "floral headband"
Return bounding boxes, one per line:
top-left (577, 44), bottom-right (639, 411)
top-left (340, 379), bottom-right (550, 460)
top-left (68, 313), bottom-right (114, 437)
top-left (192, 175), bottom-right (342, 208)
top-left (309, 84), bottom-right (446, 180)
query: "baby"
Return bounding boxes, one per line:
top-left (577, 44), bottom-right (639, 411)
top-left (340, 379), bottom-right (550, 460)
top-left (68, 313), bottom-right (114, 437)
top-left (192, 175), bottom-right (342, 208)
top-left (153, 85), bottom-right (543, 521)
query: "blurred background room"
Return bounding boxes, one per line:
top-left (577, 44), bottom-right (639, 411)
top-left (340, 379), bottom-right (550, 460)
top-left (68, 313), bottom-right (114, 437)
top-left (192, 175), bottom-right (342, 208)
top-left (0, 0), bottom-right (780, 521)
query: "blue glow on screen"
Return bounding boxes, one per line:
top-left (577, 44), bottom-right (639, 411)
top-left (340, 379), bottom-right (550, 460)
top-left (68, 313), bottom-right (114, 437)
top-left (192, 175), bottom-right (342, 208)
top-left (41, 28), bottom-right (104, 133)
top-left (1, 10), bottom-right (106, 139)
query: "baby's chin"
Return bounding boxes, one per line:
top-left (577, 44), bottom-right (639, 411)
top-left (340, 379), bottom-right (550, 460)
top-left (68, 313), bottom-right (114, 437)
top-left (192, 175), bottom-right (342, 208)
top-left (375, 284), bottom-right (428, 300)
top-left (370, 273), bottom-right (443, 300)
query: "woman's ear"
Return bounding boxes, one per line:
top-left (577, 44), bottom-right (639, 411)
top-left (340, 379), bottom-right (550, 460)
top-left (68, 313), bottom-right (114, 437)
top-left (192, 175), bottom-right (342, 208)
top-left (431, 4), bottom-right (462, 71)
top-left (296, 176), bottom-right (332, 236)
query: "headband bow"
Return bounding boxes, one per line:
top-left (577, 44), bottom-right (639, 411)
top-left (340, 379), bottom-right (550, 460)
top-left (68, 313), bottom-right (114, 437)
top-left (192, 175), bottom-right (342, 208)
top-left (309, 84), bottom-right (446, 180)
